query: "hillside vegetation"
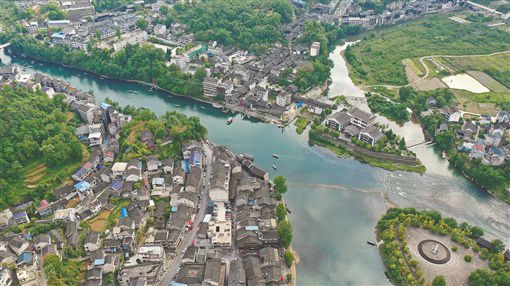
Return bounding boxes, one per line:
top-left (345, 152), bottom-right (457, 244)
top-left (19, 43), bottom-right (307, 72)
top-left (345, 16), bottom-right (510, 86)
top-left (0, 86), bottom-right (84, 207)
top-left (174, 0), bottom-right (293, 52)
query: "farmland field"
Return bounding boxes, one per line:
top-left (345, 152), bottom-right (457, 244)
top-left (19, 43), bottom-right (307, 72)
top-left (345, 16), bottom-right (510, 86)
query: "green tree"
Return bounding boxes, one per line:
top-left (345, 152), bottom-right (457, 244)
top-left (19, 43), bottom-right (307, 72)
top-left (278, 220), bottom-right (293, 248)
top-left (273, 176), bottom-right (288, 194)
top-left (136, 18), bottom-right (148, 30)
top-left (432, 275), bottom-right (446, 286)
top-left (275, 203), bottom-right (286, 222)
top-left (283, 250), bottom-right (294, 267)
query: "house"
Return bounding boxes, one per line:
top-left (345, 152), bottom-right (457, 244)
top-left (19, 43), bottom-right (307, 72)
top-left (36, 200), bottom-right (53, 217)
top-left (53, 208), bottom-right (77, 222)
top-left (86, 268), bottom-right (102, 286)
top-left (0, 267), bottom-right (13, 286)
top-left (49, 230), bottom-right (65, 249)
top-left (0, 209), bottom-right (13, 228)
top-left (112, 162), bottom-right (128, 177)
top-left (34, 234), bottom-right (51, 251)
top-left (137, 244), bottom-right (165, 263)
top-left (348, 107), bottom-right (376, 128)
top-left (146, 155), bottom-right (160, 172)
top-left (209, 162), bottom-right (231, 202)
top-left (84, 231), bottom-right (100, 253)
top-left (204, 258), bottom-right (225, 286)
top-left (11, 211), bottom-right (30, 226)
top-left (65, 221), bottom-right (80, 248)
top-left (310, 42), bottom-right (320, 56)
top-left (16, 252), bottom-right (35, 267)
top-left (469, 143), bottom-right (486, 159)
top-left (113, 217), bottom-right (135, 240)
top-left (208, 221), bottom-right (232, 248)
top-left (117, 263), bottom-right (162, 286)
top-left (276, 92), bottom-right (291, 107)
top-left (8, 236), bottom-right (29, 256)
top-left (358, 126), bottom-right (384, 146)
top-left (126, 160), bottom-right (141, 182)
top-left (140, 130), bottom-right (154, 145)
top-left (327, 111), bottom-right (351, 131)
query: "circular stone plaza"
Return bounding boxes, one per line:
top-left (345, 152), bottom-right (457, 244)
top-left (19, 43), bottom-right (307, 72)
top-left (417, 239), bottom-right (451, 264)
top-left (405, 227), bottom-right (490, 285)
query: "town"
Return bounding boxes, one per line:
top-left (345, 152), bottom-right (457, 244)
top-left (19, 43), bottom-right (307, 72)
top-left (0, 0), bottom-right (510, 285)
top-left (5, 0), bottom-right (502, 127)
top-left (0, 71), bottom-right (294, 286)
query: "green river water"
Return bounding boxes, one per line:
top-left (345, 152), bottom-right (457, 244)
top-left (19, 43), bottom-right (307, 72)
top-left (1, 44), bottom-right (508, 285)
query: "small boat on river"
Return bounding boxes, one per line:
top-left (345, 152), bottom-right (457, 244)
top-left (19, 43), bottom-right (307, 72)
top-left (272, 154), bottom-right (279, 159)
top-left (272, 165), bottom-right (277, 170)
top-left (226, 117), bottom-right (233, 125)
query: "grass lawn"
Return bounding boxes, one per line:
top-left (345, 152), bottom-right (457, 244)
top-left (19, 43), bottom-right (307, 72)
top-left (293, 117), bottom-right (310, 134)
top-left (439, 52), bottom-right (510, 72)
top-left (453, 89), bottom-right (509, 115)
top-left (346, 16), bottom-right (510, 86)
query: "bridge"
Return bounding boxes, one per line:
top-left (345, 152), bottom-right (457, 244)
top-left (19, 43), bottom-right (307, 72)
top-left (0, 42), bottom-right (11, 49)
top-left (407, 141), bottom-right (435, 149)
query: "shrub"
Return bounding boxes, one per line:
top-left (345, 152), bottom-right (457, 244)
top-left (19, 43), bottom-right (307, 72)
top-left (452, 245), bottom-right (458, 252)
top-left (284, 250), bottom-right (294, 267)
top-left (464, 255), bottom-right (472, 262)
top-left (432, 275), bottom-right (446, 286)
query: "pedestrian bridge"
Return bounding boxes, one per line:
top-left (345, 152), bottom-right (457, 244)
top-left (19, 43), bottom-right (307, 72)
top-left (408, 141), bottom-right (434, 149)
top-left (0, 42), bottom-right (11, 49)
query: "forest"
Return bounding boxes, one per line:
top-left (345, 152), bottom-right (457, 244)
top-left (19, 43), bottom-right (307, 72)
top-left (174, 0), bottom-right (293, 53)
top-left (9, 36), bottom-right (206, 97)
top-left (345, 16), bottom-right (510, 86)
top-left (0, 86), bottom-right (84, 208)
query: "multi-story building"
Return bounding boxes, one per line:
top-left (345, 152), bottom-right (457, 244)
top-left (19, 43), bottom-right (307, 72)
top-left (310, 41), bottom-right (321, 56)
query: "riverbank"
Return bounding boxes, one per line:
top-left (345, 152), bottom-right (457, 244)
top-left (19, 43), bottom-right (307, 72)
top-left (5, 45), bottom-right (510, 285)
top-left (309, 130), bottom-right (426, 174)
top-left (5, 49), bottom-right (285, 126)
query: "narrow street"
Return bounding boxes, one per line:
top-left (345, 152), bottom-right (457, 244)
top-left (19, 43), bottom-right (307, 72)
top-left (158, 142), bottom-right (213, 285)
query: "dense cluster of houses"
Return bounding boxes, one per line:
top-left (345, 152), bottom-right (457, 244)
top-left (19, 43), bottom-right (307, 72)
top-left (172, 145), bottom-right (288, 286)
top-left (327, 107), bottom-right (384, 146)
top-left (452, 110), bottom-right (510, 166)
top-left (0, 70), bottom-right (290, 285)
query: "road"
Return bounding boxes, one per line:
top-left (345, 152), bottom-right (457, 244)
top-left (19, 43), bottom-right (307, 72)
top-left (158, 142), bottom-right (214, 285)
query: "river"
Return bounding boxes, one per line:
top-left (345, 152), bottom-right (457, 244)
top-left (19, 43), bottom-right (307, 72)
top-left (2, 44), bottom-right (509, 285)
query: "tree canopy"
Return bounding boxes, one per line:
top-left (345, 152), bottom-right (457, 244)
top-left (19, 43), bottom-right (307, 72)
top-left (0, 86), bottom-right (83, 208)
top-left (175, 0), bottom-right (293, 52)
top-left (10, 36), bottom-right (205, 97)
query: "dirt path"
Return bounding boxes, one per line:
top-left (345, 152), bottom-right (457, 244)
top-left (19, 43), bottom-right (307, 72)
top-left (366, 50), bottom-right (510, 89)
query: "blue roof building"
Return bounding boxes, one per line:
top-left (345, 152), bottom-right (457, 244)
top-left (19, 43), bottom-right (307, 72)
top-left (120, 208), bottom-right (128, 218)
top-left (111, 180), bottom-right (123, 191)
top-left (17, 252), bottom-right (33, 266)
top-left (74, 181), bottom-right (91, 192)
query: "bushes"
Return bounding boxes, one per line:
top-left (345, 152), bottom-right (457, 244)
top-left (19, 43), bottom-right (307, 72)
top-left (278, 220), bottom-right (293, 248)
top-left (284, 250), bottom-right (294, 267)
top-left (432, 276), bottom-right (446, 286)
top-left (465, 255), bottom-right (473, 262)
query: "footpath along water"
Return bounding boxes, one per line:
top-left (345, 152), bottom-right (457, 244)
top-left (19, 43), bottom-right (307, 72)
top-left (2, 46), bottom-right (509, 285)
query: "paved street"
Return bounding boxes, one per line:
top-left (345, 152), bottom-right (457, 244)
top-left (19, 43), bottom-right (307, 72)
top-left (158, 142), bottom-right (213, 285)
